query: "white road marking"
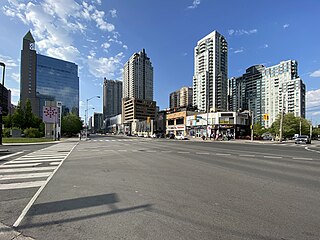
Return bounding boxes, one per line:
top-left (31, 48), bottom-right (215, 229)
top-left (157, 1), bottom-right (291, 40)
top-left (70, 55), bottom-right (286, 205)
top-left (196, 152), bottom-right (209, 155)
top-left (216, 153), bottom-right (231, 156)
top-left (0, 172), bottom-right (51, 180)
top-left (105, 140), bottom-right (109, 141)
top-left (118, 150), bottom-right (127, 152)
top-left (177, 151), bottom-right (189, 154)
top-left (263, 156), bottom-right (282, 159)
top-left (0, 151), bottom-right (24, 160)
top-left (1, 163), bottom-right (42, 168)
top-left (161, 151), bottom-right (172, 153)
top-left (0, 167), bottom-right (56, 173)
top-left (10, 159), bottom-right (63, 163)
top-left (112, 140), bottom-right (116, 142)
top-left (293, 157), bottom-right (313, 160)
top-left (0, 181), bottom-right (46, 190)
top-left (239, 155), bottom-right (255, 157)
top-left (49, 162), bottom-right (60, 165)
top-left (19, 155), bottom-right (67, 159)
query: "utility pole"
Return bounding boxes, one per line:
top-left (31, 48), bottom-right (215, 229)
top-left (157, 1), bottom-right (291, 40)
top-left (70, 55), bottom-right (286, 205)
top-left (0, 62), bottom-right (5, 145)
top-left (279, 91), bottom-right (284, 142)
top-left (299, 118), bottom-right (302, 136)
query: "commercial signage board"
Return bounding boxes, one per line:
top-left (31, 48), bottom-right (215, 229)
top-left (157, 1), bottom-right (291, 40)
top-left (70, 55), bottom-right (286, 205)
top-left (43, 106), bottom-right (58, 123)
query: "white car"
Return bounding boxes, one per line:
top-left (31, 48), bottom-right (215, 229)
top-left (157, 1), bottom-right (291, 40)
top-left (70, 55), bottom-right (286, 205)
top-left (175, 135), bottom-right (187, 140)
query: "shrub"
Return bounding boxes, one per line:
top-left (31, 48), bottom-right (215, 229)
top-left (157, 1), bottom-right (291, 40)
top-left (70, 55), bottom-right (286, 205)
top-left (3, 128), bottom-right (11, 137)
top-left (24, 128), bottom-right (41, 138)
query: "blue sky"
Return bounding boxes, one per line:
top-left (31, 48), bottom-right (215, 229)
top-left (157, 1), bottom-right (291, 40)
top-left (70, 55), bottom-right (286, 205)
top-left (0, 0), bottom-right (320, 124)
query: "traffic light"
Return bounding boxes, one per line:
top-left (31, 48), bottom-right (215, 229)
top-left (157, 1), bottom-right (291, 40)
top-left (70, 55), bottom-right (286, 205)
top-left (263, 114), bottom-right (269, 121)
top-left (147, 116), bottom-right (150, 124)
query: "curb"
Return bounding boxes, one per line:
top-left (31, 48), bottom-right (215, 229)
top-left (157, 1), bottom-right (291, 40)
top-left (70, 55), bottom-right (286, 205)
top-left (0, 222), bottom-right (35, 240)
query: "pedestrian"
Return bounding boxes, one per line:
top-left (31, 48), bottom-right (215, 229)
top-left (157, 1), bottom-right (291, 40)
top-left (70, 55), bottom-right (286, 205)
top-left (79, 132), bottom-right (82, 140)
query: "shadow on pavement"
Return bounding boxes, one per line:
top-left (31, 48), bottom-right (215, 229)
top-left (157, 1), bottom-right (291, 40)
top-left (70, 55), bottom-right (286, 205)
top-left (7, 193), bottom-right (152, 231)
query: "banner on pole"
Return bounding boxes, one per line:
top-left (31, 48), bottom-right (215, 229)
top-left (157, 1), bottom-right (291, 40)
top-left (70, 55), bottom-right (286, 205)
top-left (43, 106), bottom-right (58, 123)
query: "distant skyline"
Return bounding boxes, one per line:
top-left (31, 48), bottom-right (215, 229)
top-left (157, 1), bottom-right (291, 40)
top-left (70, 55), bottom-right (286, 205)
top-left (0, 0), bottom-right (319, 124)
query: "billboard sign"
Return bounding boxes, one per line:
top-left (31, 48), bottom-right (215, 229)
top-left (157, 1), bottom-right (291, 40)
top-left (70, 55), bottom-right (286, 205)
top-left (43, 106), bottom-right (58, 123)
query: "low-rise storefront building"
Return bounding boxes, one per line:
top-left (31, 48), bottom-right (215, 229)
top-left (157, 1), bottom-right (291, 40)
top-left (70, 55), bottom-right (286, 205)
top-left (186, 112), bottom-right (250, 139)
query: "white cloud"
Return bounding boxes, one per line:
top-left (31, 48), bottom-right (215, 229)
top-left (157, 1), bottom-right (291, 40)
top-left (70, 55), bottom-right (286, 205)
top-left (234, 48), bottom-right (244, 54)
top-left (307, 89), bottom-right (320, 109)
top-left (109, 9), bottom-right (117, 18)
top-left (228, 29), bottom-right (258, 36)
top-left (263, 44), bottom-right (269, 48)
top-left (101, 42), bottom-right (111, 49)
top-left (46, 46), bottom-right (81, 62)
top-left (3, 0), bottom-right (117, 60)
top-left (87, 39), bottom-right (98, 43)
top-left (11, 73), bottom-right (20, 83)
top-left (9, 88), bottom-right (20, 97)
top-left (87, 52), bottom-right (124, 78)
top-left (0, 54), bottom-right (18, 69)
top-left (283, 24), bottom-right (290, 29)
top-left (188, 0), bottom-right (201, 9)
top-left (310, 69), bottom-right (320, 78)
top-left (123, 45), bottom-right (128, 50)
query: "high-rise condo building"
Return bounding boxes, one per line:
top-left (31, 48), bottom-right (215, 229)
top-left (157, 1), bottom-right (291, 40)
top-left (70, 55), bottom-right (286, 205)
top-left (193, 30), bottom-right (228, 112)
top-left (263, 60), bottom-right (305, 128)
top-left (20, 31), bottom-right (79, 117)
top-left (103, 79), bottom-right (122, 119)
top-left (123, 49), bottom-right (153, 100)
top-left (228, 65), bottom-right (265, 124)
top-left (122, 49), bottom-right (156, 125)
top-left (170, 86), bottom-right (193, 109)
top-left (228, 60), bottom-right (306, 128)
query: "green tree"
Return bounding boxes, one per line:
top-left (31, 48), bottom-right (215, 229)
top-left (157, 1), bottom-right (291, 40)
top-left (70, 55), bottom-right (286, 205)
top-left (61, 113), bottom-right (82, 137)
top-left (24, 99), bottom-right (33, 129)
top-left (12, 101), bottom-right (25, 129)
top-left (253, 122), bottom-right (267, 138)
top-left (3, 114), bottom-right (12, 128)
top-left (270, 113), bottom-right (311, 139)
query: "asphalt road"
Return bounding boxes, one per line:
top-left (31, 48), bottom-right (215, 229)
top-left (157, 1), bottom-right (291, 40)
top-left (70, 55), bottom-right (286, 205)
top-left (1, 135), bottom-right (320, 239)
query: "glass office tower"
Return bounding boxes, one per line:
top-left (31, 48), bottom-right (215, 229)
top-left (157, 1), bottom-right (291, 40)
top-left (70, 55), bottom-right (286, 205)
top-left (36, 54), bottom-right (79, 116)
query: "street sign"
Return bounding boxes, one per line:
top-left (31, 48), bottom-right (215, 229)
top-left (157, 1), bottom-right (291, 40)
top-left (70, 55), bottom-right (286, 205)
top-left (263, 114), bottom-right (269, 121)
top-left (43, 106), bottom-right (58, 123)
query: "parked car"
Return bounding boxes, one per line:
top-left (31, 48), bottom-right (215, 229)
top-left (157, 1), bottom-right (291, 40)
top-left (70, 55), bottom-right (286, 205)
top-left (295, 135), bottom-right (311, 144)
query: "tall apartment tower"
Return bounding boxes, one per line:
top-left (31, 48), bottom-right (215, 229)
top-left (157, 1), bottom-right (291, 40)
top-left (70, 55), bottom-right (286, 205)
top-left (103, 79), bottom-right (122, 119)
top-left (170, 87), bottom-right (193, 109)
top-left (20, 31), bottom-right (38, 115)
top-left (193, 30), bottom-right (228, 112)
top-left (122, 49), bottom-right (156, 124)
top-left (228, 65), bottom-right (265, 124)
top-left (263, 60), bottom-right (305, 128)
top-left (123, 49), bottom-right (153, 100)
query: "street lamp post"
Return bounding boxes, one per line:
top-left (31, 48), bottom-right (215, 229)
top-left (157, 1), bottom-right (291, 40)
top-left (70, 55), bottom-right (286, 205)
top-left (85, 96), bottom-right (100, 140)
top-left (0, 62), bottom-right (5, 145)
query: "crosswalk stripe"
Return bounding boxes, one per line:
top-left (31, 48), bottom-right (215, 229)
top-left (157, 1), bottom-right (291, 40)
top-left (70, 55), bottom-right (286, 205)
top-left (0, 167), bottom-right (56, 173)
top-left (19, 155), bottom-right (67, 159)
top-left (49, 162), bottom-right (60, 166)
top-left (0, 181), bottom-right (46, 190)
top-left (0, 172), bottom-right (51, 181)
top-left (10, 159), bottom-right (63, 163)
top-left (1, 163), bottom-right (42, 168)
